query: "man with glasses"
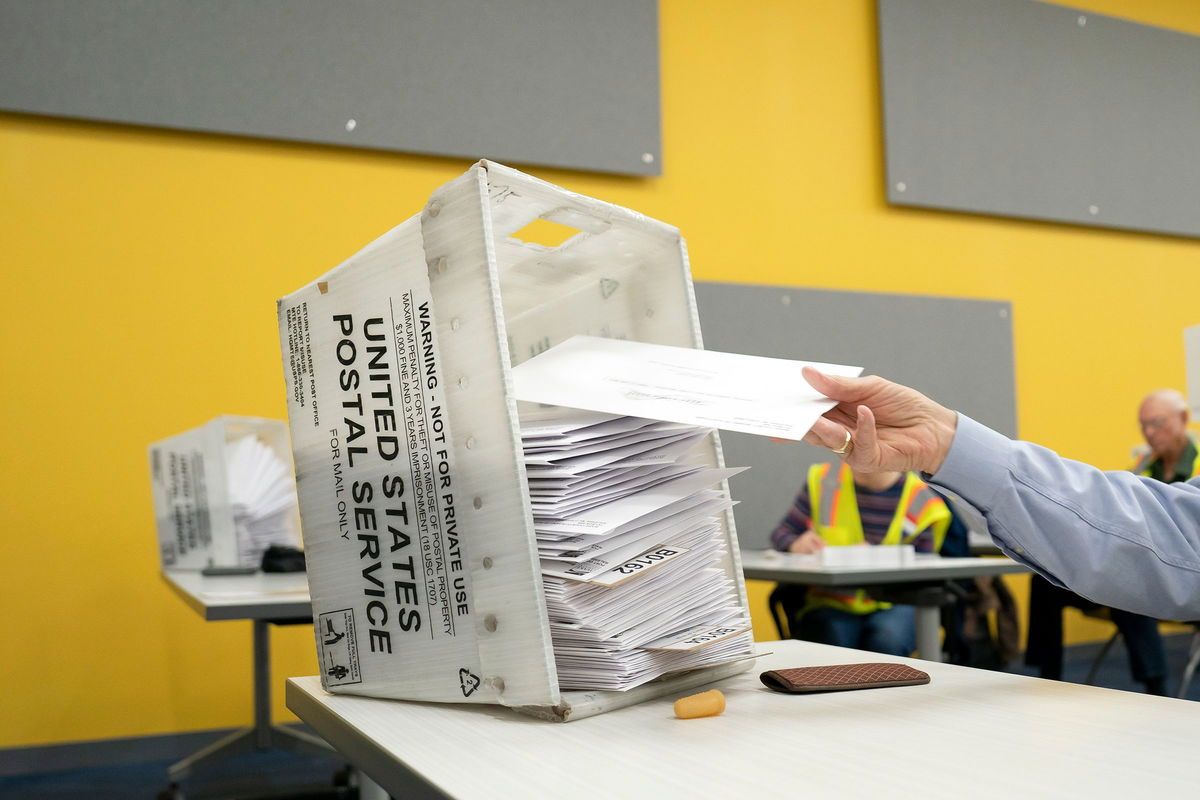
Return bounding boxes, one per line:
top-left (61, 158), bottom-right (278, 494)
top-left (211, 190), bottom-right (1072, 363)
top-left (1021, 391), bottom-right (1195, 694)
top-left (1133, 390), bottom-right (1200, 482)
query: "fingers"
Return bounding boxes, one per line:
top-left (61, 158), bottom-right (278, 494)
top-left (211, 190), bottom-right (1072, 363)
top-left (821, 404), bottom-right (858, 428)
top-left (790, 531), bottom-right (827, 554)
top-left (804, 416), bottom-right (849, 450)
top-left (802, 366), bottom-right (864, 402)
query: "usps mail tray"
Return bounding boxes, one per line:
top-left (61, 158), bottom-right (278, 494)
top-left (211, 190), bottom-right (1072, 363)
top-left (277, 161), bottom-right (753, 721)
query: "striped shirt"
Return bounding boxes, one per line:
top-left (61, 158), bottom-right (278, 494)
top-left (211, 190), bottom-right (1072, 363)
top-left (770, 476), bottom-right (939, 553)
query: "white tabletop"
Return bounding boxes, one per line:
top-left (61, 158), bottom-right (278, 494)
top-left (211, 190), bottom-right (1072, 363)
top-left (739, 549), bottom-right (1028, 585)
top-left (162, 570), bottom-right (312, 621)
top-left (286, 639), bottom-right (1198, 799)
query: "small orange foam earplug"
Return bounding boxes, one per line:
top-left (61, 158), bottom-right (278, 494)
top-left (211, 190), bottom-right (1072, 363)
top-left (674, 689), bottom-right (725, 719)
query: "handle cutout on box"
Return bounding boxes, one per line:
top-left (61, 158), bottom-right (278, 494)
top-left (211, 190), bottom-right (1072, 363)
top-left (509, 217), bottom-right (583, 249)
top-left (508, 207), bottom-right (611, 249)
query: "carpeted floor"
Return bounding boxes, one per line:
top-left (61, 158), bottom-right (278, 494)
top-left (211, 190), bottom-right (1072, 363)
top-left (0, 745), bottom-right (352, 800)
top-left (1008, 629), bottom-right (1200, 698)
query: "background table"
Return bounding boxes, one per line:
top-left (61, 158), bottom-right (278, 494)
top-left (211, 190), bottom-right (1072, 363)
top-left (738, 550), bottom-right (1029, 660)
top-left (161, 570), bottom-right (329, 781)
top-left (287, 639), bottom-right (1197, 799)
top-left (969, 530), bottom-right (1005, 556)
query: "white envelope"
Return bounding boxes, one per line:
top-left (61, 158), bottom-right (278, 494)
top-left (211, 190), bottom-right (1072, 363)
top-left (511, 335), bottom-right (864, 440)
top-left (534, 467), bottom-right (746, 536)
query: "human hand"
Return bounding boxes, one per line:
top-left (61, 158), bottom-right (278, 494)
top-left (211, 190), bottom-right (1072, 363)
top-left (787, 530), bottom-right (826, 554)
top-left (801, 367), bottom-right (958, 475)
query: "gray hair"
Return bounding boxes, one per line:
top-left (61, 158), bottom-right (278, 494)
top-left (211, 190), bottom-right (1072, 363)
top-left (1141, 389), bottom-right (1188, 413)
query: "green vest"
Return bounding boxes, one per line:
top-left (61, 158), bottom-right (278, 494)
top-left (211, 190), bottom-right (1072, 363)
top-left (1132, 438), bottom-right (1200, 482)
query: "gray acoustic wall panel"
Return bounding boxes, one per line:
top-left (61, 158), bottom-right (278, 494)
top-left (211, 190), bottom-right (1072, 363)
top-left (694, 281), bottom-right (1015, 551)
top-left (0, 0), bottom-right (661, 176)
top-left (878, 0), bottom-right (1200, 238)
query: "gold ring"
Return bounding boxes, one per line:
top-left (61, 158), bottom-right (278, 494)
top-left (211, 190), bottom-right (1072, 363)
top-left (831, 431), bottom-right (854, 455)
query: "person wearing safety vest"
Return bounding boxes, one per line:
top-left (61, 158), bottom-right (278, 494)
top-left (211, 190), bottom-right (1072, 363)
top-left (1132, 389), bottom-right (1200, 482)
top-left (1026, 388), bottom-right (1196, 696)
top-left (769, 463), bottom-right (967, 656)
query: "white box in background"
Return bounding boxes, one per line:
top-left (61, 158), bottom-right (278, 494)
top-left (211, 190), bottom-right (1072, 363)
top-left (1185, 324), bottom-right (1200, 418)
top-left (277, 161), bottom-right (753, 721)
top-left (148, 416), bottom-right (302, 569)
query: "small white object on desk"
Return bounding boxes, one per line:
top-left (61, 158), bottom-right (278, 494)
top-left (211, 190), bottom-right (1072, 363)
top-left (798, 544), bottom-right (916, 567)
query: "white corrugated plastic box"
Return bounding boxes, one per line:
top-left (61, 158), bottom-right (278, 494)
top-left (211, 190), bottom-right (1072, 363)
top-left (148, 416), bottom-right (301, 569)
top-left (276, 161), bottom-right (753, 721)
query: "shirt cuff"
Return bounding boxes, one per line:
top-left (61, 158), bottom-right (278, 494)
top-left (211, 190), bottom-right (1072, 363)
top-left (925, 413), bottom-right (1013, 512)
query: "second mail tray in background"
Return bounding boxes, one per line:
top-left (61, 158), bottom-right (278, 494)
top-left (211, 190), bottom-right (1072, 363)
top-left (148, 416), bottom-right (301, 570)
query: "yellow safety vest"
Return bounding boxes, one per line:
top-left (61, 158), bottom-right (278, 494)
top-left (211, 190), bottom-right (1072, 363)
top-left (803, 463), bottom-right (952, 615)
top-left (1131, 440), bottom-right (1200, 481)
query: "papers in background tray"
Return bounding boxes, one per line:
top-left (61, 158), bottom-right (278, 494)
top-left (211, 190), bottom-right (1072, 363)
top-left (521, 410), bottom-right (752, 691)
top-left (511, 335), bottom-right (864, 440)
top-left (224, 435), bottom-right (301, 565)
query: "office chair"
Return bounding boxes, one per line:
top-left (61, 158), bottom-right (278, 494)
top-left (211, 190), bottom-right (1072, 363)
top-left (1176, 624), bottom-right (1200, 699)
top-left (1081, 608), bottom-right (1121, 685)
top-left (767, 583), bottom-right (809, 640)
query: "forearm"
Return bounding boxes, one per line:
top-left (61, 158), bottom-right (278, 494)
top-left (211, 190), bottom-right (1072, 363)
top-left (770, 525), bottom-right (800, 552)
top-left (771, 494), bottom-right (813, 552)
top-left (929, 415), bottom-right (1200, 619)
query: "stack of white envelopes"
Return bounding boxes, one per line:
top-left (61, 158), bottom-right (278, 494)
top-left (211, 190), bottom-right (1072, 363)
top-left (522, 409), bottom-right (753, 691)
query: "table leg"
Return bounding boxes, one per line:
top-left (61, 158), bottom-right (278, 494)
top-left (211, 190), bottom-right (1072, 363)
top-left (167, 728), bottom-right (256, 781)
top-left (914, 603), bottom-right (942, 662)
top-left (255, 620), bottom-right (336, 756)
top-left (167, 619), bottom-right (332, 782)
top-left (253, 620), bottom-right (272, 748)
top-left (273, 722), bottom-right (336, 759)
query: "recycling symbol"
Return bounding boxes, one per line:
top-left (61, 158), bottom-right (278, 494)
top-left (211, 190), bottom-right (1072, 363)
top-left (459, 668), bottom-right (481, 697)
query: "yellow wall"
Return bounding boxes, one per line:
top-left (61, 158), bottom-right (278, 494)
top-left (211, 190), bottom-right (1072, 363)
top-left (2, 0), bottom-right (1199, 748)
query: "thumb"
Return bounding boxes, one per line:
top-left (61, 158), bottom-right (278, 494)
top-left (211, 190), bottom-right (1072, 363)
top-left (845, 404), bottom-right (885, 473)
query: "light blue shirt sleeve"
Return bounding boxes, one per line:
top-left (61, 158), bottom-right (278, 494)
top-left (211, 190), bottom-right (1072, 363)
top-left (928, 414), bottom-right (1200, 619)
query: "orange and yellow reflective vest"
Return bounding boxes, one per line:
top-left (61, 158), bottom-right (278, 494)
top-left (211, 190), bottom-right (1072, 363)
top-left (804, 463), bottom-right (952, 615)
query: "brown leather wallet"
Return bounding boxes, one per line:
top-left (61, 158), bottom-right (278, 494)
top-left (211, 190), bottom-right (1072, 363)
top-left (760, 663), bottom-right (931, 693)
